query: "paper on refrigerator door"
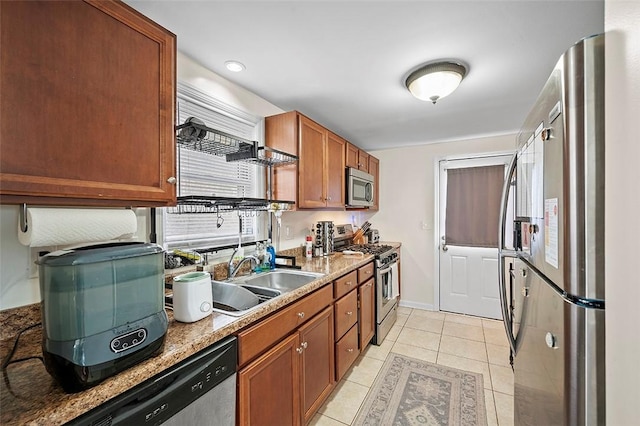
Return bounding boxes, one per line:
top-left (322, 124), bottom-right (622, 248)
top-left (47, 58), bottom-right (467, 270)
top-left (545, 198), bottom-right (559, 268)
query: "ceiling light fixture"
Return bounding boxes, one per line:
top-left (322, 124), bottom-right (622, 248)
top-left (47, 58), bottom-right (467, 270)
top-left (405, 61), bottom-right (467, 104)
top-left (225, 60), bottom-right (246, 72)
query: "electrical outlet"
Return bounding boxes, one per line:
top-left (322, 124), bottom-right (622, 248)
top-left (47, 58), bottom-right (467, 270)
top-left (285, 226), bottom-right (293, 240)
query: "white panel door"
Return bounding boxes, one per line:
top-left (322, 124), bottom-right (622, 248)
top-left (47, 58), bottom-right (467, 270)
top-left (438, 155), bottom-right (513, 319)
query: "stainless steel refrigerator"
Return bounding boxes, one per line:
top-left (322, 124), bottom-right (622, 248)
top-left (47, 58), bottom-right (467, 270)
top-left (498, 34), bottom-right (605, 425)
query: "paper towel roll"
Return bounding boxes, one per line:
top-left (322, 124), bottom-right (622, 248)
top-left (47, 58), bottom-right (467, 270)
top-left (18, 208), bottom-right (138, 247)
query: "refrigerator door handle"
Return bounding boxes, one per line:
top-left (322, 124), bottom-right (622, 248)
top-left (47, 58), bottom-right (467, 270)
top-left (498, 153), bottom-right (518, 354)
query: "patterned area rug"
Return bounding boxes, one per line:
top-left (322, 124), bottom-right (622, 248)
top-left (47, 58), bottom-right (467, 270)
top-left (354, 354), bottom-right (487, 426)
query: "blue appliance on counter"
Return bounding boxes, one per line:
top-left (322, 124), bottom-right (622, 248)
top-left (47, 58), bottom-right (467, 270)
top-left (37, 242), bottom-right (168, 393)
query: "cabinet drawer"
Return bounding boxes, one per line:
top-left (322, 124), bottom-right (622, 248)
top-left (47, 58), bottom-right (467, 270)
top-left (333, 271), bottom-right (357, 300)
top-left (334, 290), bottom-right (357, 340)
top-left (357, 262), bottom-right (374, 284)
top-left (335, 324), bottom-right (359, 381)
top-left (238, 284), bottom-right (333, 366)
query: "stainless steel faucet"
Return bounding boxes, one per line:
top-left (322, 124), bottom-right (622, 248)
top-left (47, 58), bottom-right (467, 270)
top-left (227, 248), bottom-right (260, 279)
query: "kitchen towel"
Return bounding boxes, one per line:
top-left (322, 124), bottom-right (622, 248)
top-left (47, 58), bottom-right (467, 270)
top-left (18, 208), bottom-right (137, 247)
top-left (390, 262), bottom-right (400, 299)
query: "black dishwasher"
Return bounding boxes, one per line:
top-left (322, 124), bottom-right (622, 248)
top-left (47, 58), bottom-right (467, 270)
top-left (68, 336), bottom-right (237, 426)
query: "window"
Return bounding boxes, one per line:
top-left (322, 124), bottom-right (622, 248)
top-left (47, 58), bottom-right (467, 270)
top-left (163, 83), bottom-right (266, 250)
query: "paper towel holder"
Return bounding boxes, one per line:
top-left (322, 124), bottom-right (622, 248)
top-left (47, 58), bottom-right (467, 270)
top-left (20, 203), bottom-right (28, 233)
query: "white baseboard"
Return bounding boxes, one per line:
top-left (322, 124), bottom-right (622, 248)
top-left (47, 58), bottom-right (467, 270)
top-left (398, 300), bottom-right (436, 312)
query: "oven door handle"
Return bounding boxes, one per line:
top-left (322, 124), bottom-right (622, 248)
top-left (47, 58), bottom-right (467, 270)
top-left (377, 263), bottom-right (395, 276)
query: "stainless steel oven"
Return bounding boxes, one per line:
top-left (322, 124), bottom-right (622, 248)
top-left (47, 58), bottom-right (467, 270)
top-left (374, 247), bottom-right (399, 345)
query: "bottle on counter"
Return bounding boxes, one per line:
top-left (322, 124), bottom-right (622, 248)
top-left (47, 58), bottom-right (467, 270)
top-left (266, 239), bottom-right (276, 270)
top-left (305, 235), bottom-right (313, 259)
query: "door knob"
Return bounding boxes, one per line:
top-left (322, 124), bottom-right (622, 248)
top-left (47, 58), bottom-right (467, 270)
top-left (442, 244), bottom-right (448, 252)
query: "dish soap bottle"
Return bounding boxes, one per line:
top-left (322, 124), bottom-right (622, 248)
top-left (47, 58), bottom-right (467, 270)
top-left (266, 239), bottom-right (276, 270)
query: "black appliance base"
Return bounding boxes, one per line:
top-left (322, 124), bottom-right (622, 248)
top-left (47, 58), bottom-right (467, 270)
top-left (43, 335), bottom-right (166, 393)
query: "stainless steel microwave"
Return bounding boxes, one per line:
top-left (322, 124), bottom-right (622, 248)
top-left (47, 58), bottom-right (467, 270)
top-left (346, 167), bottom-right (374, 207)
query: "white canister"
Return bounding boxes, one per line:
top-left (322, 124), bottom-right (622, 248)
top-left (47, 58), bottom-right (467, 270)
top-left (172, 271), bottom-right (213, 323)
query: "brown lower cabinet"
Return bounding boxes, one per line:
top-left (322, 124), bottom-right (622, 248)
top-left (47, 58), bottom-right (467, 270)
top-left (358, 278), bottom-right (375, 349)
top-left (335, 324), bottom-right (360, 381)
top-left (238, 333), bottom-right (301, 426)
top-left (238, 263), bottom-right (376, 425)
top-left (238, 305), bottom-right (335, 426)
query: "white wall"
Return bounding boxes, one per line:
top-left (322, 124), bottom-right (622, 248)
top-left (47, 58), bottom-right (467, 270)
top-left (604, 1), bottom-right (640, 423)
top-left (370, 135), bottom-right (515, 310)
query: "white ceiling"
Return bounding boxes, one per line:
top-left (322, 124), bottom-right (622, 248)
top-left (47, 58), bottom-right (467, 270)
top-left (126, 0), bottom-right (603, 151)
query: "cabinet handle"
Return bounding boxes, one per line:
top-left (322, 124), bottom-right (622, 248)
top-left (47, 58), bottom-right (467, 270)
top-left (167, 176), bottom-right (177, 184)
top-left (346, 311), bottom-right (353, 316)
top-left (347, 348), bottom-right (354, 353)
top-left (296, 347), bottom-right (304, 354)
top-left (297, 312), bottom-right (305, 319)
top-left (345, 281), bottom-right (353, 286)
top-left (301, 341), bottom-right (308, 349)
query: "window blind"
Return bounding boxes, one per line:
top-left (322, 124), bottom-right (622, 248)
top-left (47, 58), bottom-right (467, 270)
top-left (163, 84), bottom-right (266, 250)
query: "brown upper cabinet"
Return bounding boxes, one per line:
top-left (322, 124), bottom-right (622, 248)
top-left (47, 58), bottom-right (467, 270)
top-left (346, 142), bottom-right (370, 173)
top-left (369, 155), bottom-right (380, 211)
top-left (265, 111), bottom-right (345, 209)
top-left (0, 0), bottom-right (177, 206)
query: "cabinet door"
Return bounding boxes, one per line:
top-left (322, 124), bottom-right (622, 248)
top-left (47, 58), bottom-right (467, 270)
top-left (0, 0), bottom-right (176, 206)
top-left (369, 155), bottom-right (380, 210)
top-left (298, 116), bottom-right (327, 208)
top-left (265, 111), bottom-right (298, 204)
top-left (346, 143), bottom-right (359, 169)
top-left (335, 324), bottom-right (359, 381)
top-left (358, 150), bottom-right (370, 173)
top-left (325, 132), bottom-right (346, 208)
top-left (299, 306), bottom-right (335, 424)
top-left (239, 333), bottom-right (301, 426)
top-left (359, 279), bottom-right (375, 349)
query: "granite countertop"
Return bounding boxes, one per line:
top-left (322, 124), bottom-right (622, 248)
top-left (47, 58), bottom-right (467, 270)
top-left (0, 251), bottom-right (379, 425)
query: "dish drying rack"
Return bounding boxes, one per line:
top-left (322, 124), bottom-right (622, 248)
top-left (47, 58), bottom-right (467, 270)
top-left (173, 120), bottom-right (298, 214)
top-left (176, 121), bottom-right (297, 166)
top-left (168, 196), bottom-right (293, 214)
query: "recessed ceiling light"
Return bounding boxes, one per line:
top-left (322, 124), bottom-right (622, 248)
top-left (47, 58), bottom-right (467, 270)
top-left (225, 60), bottom-right (246, 72)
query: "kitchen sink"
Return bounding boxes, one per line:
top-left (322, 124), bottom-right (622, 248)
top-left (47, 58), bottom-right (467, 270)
top-left (210, 280), bottom-right (282, 317)
top-left (237, 270), bottom-right (325, 292)
top-left (209, 270), bottom-right (324, 317)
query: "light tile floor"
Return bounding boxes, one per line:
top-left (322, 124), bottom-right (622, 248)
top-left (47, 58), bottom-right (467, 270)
top-left (310, 307), bottom-right (514, 426)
